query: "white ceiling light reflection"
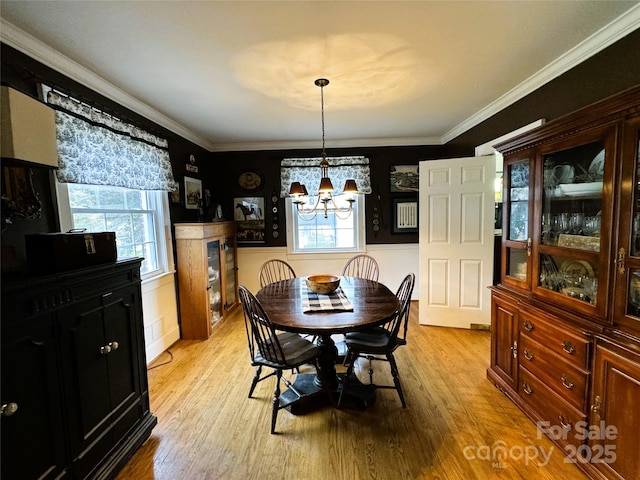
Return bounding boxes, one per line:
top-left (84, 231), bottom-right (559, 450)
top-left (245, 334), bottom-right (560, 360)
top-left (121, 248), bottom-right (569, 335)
top-left (232, 33), bottom-right (427, 110)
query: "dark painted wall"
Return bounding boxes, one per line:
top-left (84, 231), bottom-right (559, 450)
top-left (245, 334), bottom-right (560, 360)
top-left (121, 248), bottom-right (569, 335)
top-left (2, 27), bottom-right (639, 269)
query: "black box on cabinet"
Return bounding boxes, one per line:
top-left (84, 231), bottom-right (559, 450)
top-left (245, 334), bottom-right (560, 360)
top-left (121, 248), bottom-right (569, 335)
top-left (25, 231), bottom-right (117, 274)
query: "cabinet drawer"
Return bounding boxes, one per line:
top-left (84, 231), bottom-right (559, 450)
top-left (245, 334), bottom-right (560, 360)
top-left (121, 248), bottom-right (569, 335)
top-left (519, 308), bottom-right (590, 368)
top-left (519, 335), bottom-right (589, 411)
top-left (519, 367), bottom-right (587, 450)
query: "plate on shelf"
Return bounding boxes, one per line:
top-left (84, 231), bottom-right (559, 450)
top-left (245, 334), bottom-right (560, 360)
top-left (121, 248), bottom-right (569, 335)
top-left (560, 259), bottom-right (595, 278)
top-left (558, 181), bottom-right (603, 197)
top-left (589, 150), bottom-right (605, 179)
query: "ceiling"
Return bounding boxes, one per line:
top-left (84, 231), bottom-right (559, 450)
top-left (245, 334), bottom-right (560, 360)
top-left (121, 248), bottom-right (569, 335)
top-left (1, 1), bottom-right (639, 152)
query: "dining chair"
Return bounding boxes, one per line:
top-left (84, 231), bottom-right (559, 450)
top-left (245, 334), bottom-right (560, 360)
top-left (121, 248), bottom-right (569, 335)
top-left (338, 273), bottom-right (415, 408)
top-left (238, 285), bottom-right (321, 434)
top-left (258, 259), bottom-right (297, 288)
top-left (341, 254), bottom-right (379, 281)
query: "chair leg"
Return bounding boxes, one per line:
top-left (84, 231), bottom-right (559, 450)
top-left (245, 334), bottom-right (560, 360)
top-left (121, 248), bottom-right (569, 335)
top-left (248, 365), bottom-right (262, 398)
top-left (338, 352), bottom-right (356, 408)
top-left (271, 370), bottom-right (282, 434)
top-left (387, 353), bottom-right (406, 408)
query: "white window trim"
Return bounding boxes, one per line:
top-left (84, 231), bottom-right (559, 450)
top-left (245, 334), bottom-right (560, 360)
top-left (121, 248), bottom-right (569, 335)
top-left (54, 179), bottom-right (173, 282)
top-left (285, 194), bottom-right (366, 255)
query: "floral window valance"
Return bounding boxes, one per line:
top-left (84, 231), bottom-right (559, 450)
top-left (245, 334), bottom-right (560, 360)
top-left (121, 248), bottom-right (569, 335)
top-left (47, 90), bottom-right (177, 191)
top-left (280, 156), bottom-right (372, 198)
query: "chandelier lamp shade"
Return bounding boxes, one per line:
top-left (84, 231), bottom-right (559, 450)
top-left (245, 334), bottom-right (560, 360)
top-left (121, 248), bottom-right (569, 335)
top-left (289, 78), bottom-right (359, 218)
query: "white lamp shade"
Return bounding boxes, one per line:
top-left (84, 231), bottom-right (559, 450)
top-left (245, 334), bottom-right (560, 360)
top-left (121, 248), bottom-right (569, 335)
top-left (1, 86), bottom-right (58, 167)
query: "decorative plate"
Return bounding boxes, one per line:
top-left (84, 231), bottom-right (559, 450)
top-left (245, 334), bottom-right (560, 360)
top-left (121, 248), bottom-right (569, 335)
top-left (237, 171), bottom-right (263, 191)
top-left (588, 150), bottom-right (605, 179)
top-left (560, 259), bottom-right (595, 279)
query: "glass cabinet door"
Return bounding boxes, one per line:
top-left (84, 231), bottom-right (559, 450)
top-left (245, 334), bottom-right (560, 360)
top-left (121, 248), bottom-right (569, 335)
top-left (223, 235), bottom-right (237, 310)
top-left (534, 134), bottom-right (610, 317)
top-left (502, 156), bottom-right (532, 287)
top-left (207, 239), bottom-right (222, 326)
top-left (614, 117), bottom-right (640, 332)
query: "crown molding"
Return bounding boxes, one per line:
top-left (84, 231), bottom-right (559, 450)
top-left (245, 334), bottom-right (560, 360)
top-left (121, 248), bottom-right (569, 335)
top-left (209, 135), bottom-right (444, 152)
top-left (0, 18), bottom-right (217, 151)
top-left (442, 3), bottom-right (640, 144)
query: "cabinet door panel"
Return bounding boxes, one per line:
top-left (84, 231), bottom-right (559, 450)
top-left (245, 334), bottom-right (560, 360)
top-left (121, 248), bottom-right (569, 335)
top-left (490, 293), bottom-right (519, 390)
top-left (59, 285), bottom-right (142, 470)
top-left (1, 316), bottom-right (68, 480)
top-left (104, 287), bottom-right (139, 410)
top-left (590, 343), bottom-right (640, 480)
top-left (59, 295), bottom-right (113, 457)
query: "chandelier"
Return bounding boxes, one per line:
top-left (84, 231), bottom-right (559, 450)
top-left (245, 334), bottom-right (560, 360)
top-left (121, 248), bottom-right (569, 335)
top-left (289, 78), bottom-right (358, 219)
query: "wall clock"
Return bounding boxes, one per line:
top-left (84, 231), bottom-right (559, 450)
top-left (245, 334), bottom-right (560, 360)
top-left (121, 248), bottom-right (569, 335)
top-left (238, 171), bottom-right (263, 192)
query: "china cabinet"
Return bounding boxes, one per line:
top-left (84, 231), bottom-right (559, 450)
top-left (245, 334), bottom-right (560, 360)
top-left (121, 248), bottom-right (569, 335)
top-left (1, 259), bottom-right (156, 480)
top-left (489, 85), bottom-right (640, 480)
top-left (174, 222), bottom-right (238, 340)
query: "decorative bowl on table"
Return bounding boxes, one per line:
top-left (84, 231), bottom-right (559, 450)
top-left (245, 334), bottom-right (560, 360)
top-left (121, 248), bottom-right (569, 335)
top-left (306, 274), bottom-right (340, 295)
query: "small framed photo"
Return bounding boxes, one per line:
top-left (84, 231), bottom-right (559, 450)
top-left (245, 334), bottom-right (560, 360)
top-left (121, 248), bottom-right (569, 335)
top-left (184, 176), bottom-right (202, 210)
top-left (169, 183), bottom-right (181, 204)
top-left (393, 197), bottom-right (418, 233)
top-left (390, 165), bottom-right (419, 192)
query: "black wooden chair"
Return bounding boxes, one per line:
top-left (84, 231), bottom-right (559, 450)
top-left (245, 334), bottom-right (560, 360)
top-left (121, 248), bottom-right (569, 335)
top-left (341, 254), bottom-right (379, 281)
top-left (338, 273), bottom-right (415, 408)
top-left (258, 259), bottom-right (297, 288)
top-left (239, 285), bottom-right (321, 434)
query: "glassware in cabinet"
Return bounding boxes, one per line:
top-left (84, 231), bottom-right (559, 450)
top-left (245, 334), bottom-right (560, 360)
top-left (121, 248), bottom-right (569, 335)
top-left (224, 235), bottom-right (237, 309)
top-left (502, 155), bottom-right (532, 287)
top-left (207, 239), bottom-right (222, 326)
top-left (540, 141), bottom-right (605, 251)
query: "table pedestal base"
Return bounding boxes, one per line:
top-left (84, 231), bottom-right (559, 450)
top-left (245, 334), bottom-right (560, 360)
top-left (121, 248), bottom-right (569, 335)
top-left (281, 373), bottom-right (376, 415)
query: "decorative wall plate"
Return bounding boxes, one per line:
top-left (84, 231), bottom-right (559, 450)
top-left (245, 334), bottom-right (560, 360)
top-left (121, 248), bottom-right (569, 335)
top-left (238, 171), bottom-right (263, 191)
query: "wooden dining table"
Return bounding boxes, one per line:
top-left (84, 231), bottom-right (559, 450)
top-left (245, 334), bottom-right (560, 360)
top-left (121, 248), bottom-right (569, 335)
top-left (256, 276), bottom-right (399, 410)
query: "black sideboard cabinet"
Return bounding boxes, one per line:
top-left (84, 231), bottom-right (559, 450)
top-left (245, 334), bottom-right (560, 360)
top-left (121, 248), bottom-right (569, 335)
top-left (1, 259), bottom-right (156, 480)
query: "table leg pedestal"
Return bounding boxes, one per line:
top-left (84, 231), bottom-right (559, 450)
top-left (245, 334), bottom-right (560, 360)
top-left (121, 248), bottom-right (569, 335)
top-left (281, 335), bottom-right (376, 413)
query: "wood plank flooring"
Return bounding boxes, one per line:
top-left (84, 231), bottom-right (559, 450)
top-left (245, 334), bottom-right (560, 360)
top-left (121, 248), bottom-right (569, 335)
top-left (115, 302), bottom-right (587, 480)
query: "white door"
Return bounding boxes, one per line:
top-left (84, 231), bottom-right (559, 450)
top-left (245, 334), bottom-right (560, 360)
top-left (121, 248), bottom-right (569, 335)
top-left (418, 156), bottom-right (496, 328)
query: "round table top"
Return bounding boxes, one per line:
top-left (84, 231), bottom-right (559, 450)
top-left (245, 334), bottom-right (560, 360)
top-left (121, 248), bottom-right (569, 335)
top-left (256, 276), bottom-right (399, 336)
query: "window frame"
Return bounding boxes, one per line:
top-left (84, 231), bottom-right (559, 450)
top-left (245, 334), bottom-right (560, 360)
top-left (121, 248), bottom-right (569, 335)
top-left (285, 194), bottom-right (366, 254)
top-left (54, 179), bottom-right (171, 280)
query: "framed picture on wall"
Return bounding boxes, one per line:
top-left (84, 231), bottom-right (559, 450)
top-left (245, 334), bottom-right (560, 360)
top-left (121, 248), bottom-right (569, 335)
top-left (390, 165), bottom-right (419, 192)
top-left (184, 176), bottom-right (202, 210)
top-left (234, 196), bottom-right (265, 243)
top-left (393, 197), bottom-right (418, 233)
top-left (169, 183), bottom-right (181, 204)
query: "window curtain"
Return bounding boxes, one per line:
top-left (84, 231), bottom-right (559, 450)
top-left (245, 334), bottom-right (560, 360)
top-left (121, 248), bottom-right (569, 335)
top-left (280, 156), bottom-right (372, 197)
top-left (47, 90), bottom-right (177, 191)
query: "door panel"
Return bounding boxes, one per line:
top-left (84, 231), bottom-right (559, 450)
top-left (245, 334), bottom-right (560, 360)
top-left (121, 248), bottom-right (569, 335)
top-left (419, 156), bottom-right (496, 328)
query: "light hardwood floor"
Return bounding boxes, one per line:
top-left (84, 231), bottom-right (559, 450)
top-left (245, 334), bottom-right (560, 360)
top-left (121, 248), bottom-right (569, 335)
top-left (116, 302), bottom-right (587, 480)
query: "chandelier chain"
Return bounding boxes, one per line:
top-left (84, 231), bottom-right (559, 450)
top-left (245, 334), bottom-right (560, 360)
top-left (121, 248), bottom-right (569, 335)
top-left (320, 81), bottom-right (326, 159)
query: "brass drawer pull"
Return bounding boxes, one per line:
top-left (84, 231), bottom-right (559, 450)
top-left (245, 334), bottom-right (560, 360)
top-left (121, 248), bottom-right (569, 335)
top-left (522, 320), bottom-right (535, 332)
top-left (591, 395), bottom-right (602, 420)
top-left (523, 349), bottom-right (534, 361)
top-left (559, 415), bottom-right (572, 429)
top-left (522, 382), bottom-right (533, 395)
top-left (561, 340), bottom-right (575, 354)
top-left (561, 374), bottom-right (574, 390)
top-left (617, 248), bottom-right (626, 275)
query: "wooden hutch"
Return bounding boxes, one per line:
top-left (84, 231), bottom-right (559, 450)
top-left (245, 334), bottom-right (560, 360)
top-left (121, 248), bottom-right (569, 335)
top-left (489, 85), bottom-right (640, 480)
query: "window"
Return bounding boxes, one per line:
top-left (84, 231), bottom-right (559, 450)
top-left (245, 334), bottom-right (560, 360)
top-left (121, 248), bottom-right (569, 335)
top-left (287, 194), bottom-right (365, 253)
top-left (56, 182), bottom-right (169, 278)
